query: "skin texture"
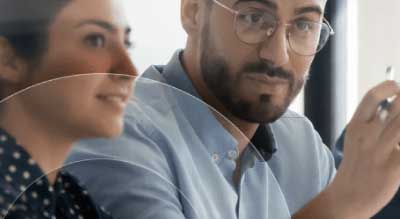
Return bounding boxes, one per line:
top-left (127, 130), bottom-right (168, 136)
top-left (0, 0), bottom-right (137, 181)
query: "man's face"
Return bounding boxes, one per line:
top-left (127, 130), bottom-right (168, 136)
top-left (199, 0), bottom-right (326, 123)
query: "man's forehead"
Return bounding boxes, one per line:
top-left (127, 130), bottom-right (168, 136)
top-left (235, 0), bottom-right (327, 14)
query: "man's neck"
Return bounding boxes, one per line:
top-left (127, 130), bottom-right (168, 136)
top-left (182, 49), bottom-right (259, 155)
top-left (214, 112), bottom-right (259, 154)
top-left (182, 48), bottom-right (262, 187)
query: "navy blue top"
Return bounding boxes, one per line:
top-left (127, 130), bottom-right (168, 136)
top-left (0, 128), bottom-right (113, 219)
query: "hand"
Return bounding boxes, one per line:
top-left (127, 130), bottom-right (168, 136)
top-left (331, 80), bottom-right (400, 218)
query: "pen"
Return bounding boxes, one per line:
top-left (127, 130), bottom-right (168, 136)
top-left (378, 66), bottom-right (396, 122)
top-left (380, 66), bottom-right (395, 110)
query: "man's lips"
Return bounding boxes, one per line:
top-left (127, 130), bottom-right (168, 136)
top-left (245, 73), bottom-right (289, 85)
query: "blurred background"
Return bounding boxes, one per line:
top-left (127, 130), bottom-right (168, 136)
top-left (124, 0), bottom-right (400, 147)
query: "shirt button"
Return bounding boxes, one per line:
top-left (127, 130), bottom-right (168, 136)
top-left (228, 150), bottom-right (238, 160)
top-left (212, 153), bottom-right (220, 162)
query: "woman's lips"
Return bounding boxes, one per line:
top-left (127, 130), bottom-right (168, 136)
top-left (96, 91), bottom-right (130, 111)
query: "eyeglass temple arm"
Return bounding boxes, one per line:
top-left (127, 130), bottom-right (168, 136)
top-left (212, 0), bottom-right (238, 14)
top-left (323, 18), bottom-right (335, 35)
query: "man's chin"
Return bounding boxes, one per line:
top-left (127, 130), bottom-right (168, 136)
top-left (242, 110), bottom-right (287, 124)
top-left (229, 102), bottom-right (289, 124)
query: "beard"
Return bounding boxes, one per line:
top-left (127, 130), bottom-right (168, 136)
top-left (199, 22), bottom-right (305, 123)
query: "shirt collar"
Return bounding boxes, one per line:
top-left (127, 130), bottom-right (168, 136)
top-left (145, 50), bottom-right (277, 161)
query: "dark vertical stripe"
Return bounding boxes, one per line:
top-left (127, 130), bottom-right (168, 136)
top-left (304, 0), bottom-right (339, 148)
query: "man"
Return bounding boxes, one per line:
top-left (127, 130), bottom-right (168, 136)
top-left (66, 0), bottom-right (400, 218)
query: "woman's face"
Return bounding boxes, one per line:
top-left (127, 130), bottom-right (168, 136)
top-left (13, 0), bottom-right (138, 139)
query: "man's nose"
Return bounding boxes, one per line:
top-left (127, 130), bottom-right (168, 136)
top-left (258, 26), bottom-right (290, 67)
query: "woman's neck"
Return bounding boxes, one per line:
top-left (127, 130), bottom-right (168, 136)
top-left (0, 99), bottom-right (74, 184)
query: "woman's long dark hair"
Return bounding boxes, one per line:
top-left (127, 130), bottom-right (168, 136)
top-left (0, 0), bottom-right (71, 59)
top-left (0, 0), bottom-right (71, 99)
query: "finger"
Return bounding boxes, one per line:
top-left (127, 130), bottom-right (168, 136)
top-left (383, 94), bottom-right (400, 123)
top-left (353, 81), bottom-right (400, 123)
top-left (388, 146), bottom-right (400, 173)
top-left (379, 111), bottom-right (400, 154)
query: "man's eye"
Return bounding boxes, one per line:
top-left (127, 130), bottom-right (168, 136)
top-left (241, 12), bottom-right (264, 25)
top-left (295, 21), bottom-right (314, 32)
top-left (84, 34), bottom-right (106, 48)
top-left (246, 13), bottom-right (263, 24)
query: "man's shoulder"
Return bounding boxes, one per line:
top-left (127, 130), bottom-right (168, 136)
top-left (273, 110), bottom-right (315, 131)
top-left (141, 65), bottom-right (167, 82)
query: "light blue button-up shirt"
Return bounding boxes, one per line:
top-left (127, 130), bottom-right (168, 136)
top-left (66, 50), bottom-right (336, 219)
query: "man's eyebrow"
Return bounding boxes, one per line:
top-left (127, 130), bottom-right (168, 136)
top-left (76, 19), bottom-right (117, 33)
top-left (235, 0), bottom-right (278, 11)
top-left (294, 5), bottom-right (323, 16)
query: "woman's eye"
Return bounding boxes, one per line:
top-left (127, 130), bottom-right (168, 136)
top-left (84, 34), bottom-right (106, 48)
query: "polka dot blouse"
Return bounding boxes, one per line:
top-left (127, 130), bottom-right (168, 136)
top-left (0, 128), bottom-right (113, 219)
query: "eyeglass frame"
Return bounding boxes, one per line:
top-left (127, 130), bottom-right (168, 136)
top-left (212, 0), bottom-right (335, 56)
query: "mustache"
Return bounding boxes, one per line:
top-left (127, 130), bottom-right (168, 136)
top-left (241, 61), bottom-right (293, 80)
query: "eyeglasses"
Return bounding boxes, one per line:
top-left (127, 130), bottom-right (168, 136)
top-left (212, 0), bottom-right (335, 56)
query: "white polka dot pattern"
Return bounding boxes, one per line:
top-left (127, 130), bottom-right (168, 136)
top-left (0, 128), bottom-right (113, 219)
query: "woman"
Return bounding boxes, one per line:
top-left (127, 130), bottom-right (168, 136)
top-left (0, 0), bottom-right (137, 218)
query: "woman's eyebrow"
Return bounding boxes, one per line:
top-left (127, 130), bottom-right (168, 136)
top-left (75, 19), bottom-right (117, 33)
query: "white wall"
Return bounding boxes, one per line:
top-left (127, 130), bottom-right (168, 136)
top-left (123, 0), bottom-right (187, 72)
top-left (357, 0), bottom-right (400, 107)
top-left (333, 0), bottom-right (400, 128)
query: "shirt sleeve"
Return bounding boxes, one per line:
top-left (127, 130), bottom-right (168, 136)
top-left (332, 129), bottom-right (346, 168)
top-left (300, 114), bottom-right (337, 187)
top-left (308, 121), bottom-right (336, 187)
top-left (319, 141), bottom-right (337, 186)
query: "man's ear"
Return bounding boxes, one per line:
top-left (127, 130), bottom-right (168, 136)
top-left (181, 0), bottom-right (201, 35)
top-left (0, 37), bottom-right (28, 84)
